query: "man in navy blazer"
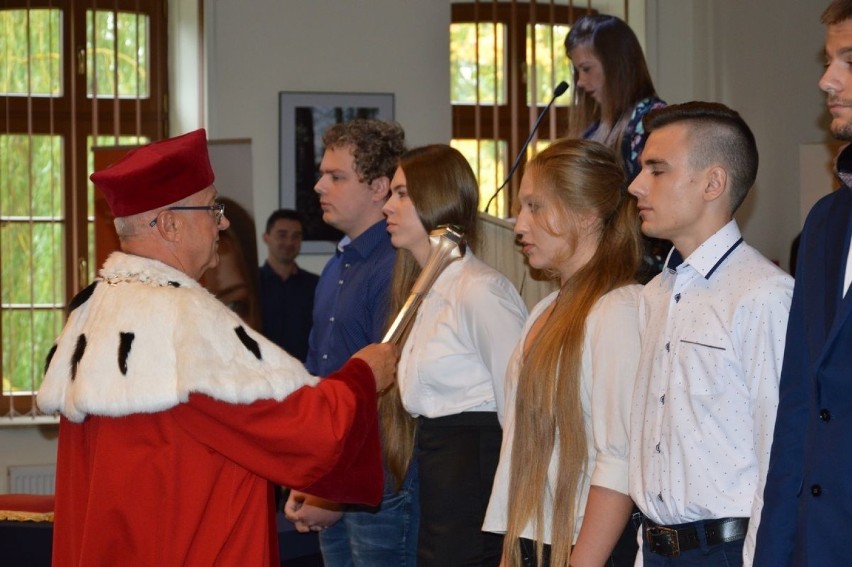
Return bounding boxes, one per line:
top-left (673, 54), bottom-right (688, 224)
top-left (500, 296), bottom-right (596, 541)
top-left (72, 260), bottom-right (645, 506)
top-left (754, 1), bottom-right (852, 565)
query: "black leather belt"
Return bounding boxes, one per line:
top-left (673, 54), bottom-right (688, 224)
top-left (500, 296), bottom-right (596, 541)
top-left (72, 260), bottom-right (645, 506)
top-left (644, 517), bottom-right (749, 557)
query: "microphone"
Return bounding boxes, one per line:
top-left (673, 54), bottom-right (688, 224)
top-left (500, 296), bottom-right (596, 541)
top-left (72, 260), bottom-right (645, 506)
top-left (483, 80), bottom-right (570, 214)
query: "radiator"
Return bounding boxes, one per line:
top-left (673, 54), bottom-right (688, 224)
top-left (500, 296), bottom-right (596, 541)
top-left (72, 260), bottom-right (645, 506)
top-left (7, 464), bottom-right (55, 495)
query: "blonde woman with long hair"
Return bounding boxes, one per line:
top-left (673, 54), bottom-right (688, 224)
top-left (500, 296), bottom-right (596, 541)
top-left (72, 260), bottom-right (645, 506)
top-left (382, 144), bottom-right (527, 566)
top-left (483, 139), bottom-right (642, 566)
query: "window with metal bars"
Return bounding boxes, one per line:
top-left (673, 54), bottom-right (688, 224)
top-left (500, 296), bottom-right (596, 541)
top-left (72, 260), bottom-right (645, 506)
top-left (450, 2), bottom-right (596, 217)
top-left (0, 0), bottom-right (167, 417)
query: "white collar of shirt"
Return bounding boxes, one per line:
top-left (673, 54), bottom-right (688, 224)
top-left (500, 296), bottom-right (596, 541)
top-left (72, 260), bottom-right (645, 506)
top-left (336, 236), bottom-right (352, 254)
top-left (663, 220), bottom-right (743, 281)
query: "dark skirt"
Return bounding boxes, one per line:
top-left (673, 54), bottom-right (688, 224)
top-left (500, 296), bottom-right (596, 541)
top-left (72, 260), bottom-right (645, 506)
top-left (416, 411), bottom-right (504, 567)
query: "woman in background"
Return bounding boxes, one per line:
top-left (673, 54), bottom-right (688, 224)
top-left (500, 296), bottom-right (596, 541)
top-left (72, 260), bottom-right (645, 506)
top-left (381, 144), bottom-right (527, 566)
top-left (199, 197), bottom-right (261, 329)
top-left (566, 14), bottom-right (666, 281)
top-left (483, 139), bottom-right (642, 567)
top-left (565, 13), bottom-right (665, 181)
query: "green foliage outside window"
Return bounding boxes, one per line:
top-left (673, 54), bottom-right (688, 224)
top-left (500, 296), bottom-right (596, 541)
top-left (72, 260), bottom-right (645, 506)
top-left (451, 17), bottom-right (572, 215)
top-left (451, 139), bottom-right (507, 214)
top-left (0, 9), bottom-right (62, 96)
top-left (2, 310), bottom-right (62, 398)
top-left (1, 135), bottom-right (64, 394)
top-left (527, 23), bottom-right (573, 105)
top-left (450, 22), bottom-right (505, 105)
top-left (1, 7), bottom-right (152, 400)
top-left (87, 10), bottom-right (149, 98)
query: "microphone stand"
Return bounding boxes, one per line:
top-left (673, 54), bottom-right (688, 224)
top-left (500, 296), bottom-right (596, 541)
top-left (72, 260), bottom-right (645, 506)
top-left (483, 80), bottom-right (570, 215)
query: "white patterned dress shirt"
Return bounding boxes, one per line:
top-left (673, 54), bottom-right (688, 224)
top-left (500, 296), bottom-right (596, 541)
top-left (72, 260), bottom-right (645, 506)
top-left (629, 220), bottom-right (793, 566)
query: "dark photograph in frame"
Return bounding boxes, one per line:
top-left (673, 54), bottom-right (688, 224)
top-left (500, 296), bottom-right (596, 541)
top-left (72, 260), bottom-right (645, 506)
top-left (279, 92), bottom-right (395, 252)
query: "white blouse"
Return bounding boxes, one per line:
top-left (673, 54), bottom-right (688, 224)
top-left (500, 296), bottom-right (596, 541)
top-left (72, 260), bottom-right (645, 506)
top-left (397, 253), bottom-right (528, 421)
top-left (483, 285), bottom-right (641, 544)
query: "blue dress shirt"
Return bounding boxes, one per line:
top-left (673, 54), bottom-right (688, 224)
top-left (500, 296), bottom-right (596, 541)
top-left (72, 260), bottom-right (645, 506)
top-left (305, 219), bottom-right (396, 376)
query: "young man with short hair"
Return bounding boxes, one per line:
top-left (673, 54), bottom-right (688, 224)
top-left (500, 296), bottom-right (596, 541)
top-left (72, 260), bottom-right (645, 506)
top-left (259, 208), bottom-right (318, 362)
top-left (755, 2), bottom-right (852, 564)
top-left (628, 102), bottom-right (793, 566)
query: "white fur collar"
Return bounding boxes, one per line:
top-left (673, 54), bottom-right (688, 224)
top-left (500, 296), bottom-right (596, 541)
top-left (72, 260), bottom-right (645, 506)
top-left (38, 252), bottom-right (317, 422)
top-left (99, 251), bottom-right (200, 289)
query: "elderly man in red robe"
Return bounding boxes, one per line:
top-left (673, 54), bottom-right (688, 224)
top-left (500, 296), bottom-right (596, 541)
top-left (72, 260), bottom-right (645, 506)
top-left (37, 129), bottom-right (396, 566)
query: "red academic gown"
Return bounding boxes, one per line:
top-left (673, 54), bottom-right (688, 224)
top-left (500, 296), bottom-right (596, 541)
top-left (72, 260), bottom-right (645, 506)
top-left (51, 359), bottom-right (381, 566)
top-left (38, 253), bottom-right (384, 566)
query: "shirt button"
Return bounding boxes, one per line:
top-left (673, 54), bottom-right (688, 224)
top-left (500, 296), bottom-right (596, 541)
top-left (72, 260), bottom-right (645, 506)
top-left (322, 354), bottom-right (328, 360)
top-left (820, 409), bottom-right (831, 422)
top-left (660, 394), bottom-right (665, 405)
top-left (655, 442), bottom-right (661, 453)
top-left (665, 342), bottom-right (670, 352)
top-left (329, 317), bottom-right (335, 322)
top-left (811, 485), bottom-right (822, 497)
top-left (345, 263), bottom-right (351, 268)
top-left (657, 493), bottom-right (663, 502)
top-left (338, 279), bottom-right (344, 285)
top-left (674, 293), bottom-right (681, 303)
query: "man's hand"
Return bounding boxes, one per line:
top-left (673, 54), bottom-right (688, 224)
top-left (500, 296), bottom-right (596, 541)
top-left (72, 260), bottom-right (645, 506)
top-left (351, 343), bottom-right (399, 392)
top-left (284, 490), bottom-right (345, 533)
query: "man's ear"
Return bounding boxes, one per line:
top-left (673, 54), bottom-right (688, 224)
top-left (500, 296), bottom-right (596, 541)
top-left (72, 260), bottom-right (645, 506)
top-left (369, 176), bottom-right (390, 202)
top-left (154, 210), bottom-right (181, 242)
top-left (703, 165), bottom-right (728, 204)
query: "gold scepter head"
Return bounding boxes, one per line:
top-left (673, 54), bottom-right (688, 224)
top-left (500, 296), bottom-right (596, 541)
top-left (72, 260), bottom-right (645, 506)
top-left (382, 225), bottom-right (466, 344)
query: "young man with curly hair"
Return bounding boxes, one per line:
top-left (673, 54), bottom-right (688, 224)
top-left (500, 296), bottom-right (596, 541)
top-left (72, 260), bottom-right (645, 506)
top-left (284, 119), bottom-right (419, 567)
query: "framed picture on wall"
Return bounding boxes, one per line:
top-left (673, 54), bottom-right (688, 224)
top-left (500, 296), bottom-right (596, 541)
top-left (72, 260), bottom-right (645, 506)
top-left (279, 91), bottom-right (395, 252)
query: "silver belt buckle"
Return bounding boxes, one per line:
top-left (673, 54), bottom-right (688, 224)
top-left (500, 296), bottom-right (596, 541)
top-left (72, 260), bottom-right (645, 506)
top-left (647, 525), bottom-right (680, 557)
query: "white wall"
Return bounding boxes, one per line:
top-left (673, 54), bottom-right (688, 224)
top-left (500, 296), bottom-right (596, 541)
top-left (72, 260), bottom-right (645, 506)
top-left (0, 425), bottom-right (58, 494)
top-left (647, 0), bottom-right (830, 269)
top-left (204, 0), bottom-right (453, 260)
top-left (170, 0), bottom-right (205, 135)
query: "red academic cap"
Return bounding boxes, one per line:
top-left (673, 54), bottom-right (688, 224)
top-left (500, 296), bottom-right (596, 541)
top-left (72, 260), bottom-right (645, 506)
top-left (90, 129), bottom-right (215, 218)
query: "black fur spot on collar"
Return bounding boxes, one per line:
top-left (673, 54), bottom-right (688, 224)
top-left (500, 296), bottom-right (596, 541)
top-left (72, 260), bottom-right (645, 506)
top-left (118, 332), bottom-right (135, 375)
top-left (44, 344), bottom-right (58, 376)
top-left (68, 282), bottom-right (98, 314)
top-left (71, 334), bottom-right (87, 381)
top-left (234, 326), bottom-right (262, 360)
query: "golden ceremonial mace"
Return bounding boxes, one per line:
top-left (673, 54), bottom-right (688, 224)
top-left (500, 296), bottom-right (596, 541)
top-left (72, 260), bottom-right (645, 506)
top-left (382, 225), bottom-right (467, 344)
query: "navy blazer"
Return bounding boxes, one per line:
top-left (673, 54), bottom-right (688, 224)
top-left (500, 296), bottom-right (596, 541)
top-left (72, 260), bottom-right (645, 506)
top-left (754, 182), bottom-right (852, 566)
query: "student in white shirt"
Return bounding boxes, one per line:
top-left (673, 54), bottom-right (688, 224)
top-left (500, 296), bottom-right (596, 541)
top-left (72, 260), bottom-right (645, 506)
top-left (381, 144), bottom-right (528, 567)
top-left (627, 102), bottom-right (793, 566)
top-left (483, 138), bottom-right (644, 567)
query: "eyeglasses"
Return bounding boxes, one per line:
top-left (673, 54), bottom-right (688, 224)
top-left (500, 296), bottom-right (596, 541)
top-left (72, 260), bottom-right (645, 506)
top-left (149, 202), bottom-right (225, 227)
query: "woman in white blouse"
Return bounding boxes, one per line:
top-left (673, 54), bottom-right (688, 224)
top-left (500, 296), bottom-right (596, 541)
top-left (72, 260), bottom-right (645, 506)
top-left (483, 138), bottom-right (643, 566)
top-left (381, 144), bottom-right (528, 566)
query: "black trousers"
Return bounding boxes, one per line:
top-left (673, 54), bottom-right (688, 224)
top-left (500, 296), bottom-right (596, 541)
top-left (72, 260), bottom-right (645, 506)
top-left (416, 412), bottom-right (504, 567)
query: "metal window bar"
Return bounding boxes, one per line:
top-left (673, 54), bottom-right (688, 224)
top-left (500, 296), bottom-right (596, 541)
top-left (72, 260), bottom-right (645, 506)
top-left (1, 2), bottom-right (165, 419)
